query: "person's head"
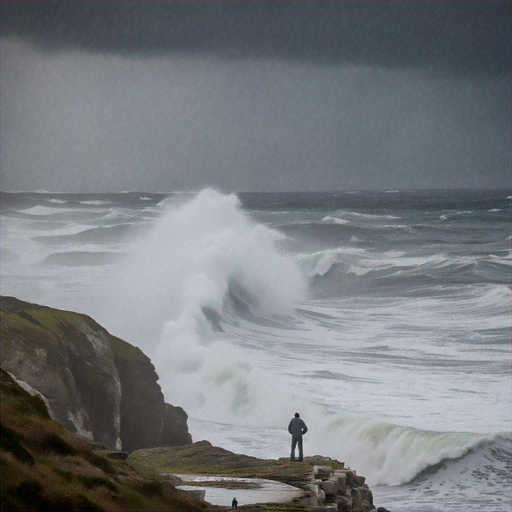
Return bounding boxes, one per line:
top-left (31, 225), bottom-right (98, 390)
top-left (295, 412), bottom-right (300, 417)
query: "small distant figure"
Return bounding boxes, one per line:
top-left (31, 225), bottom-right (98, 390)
top-left (288, 412), bottom-right (308, 461)
top-left (232, 497), bottom-right (238, 509)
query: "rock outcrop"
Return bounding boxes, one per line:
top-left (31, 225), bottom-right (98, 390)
top-left (308, 464), bottom-right (374, 511)
top-left (0, 296), bottom-right (192, 452)
top-left (162, 403), bottom-right (193, 447)
top-left (109, 335), bottom-right (165, 453)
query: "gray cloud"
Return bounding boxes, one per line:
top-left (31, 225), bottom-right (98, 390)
top-left (1, 39), bottom-right (509, 192)
top-left (1, 2), bottom-right (510, 192)
top-left (2, 1), bottom-right (510, 78)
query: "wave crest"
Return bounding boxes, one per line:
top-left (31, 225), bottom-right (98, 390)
top-left (312, 417), bottom-right (510, 486)
top-left (97, 189), bottom-right (306, 399)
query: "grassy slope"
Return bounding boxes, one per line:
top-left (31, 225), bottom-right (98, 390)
top-left (0, 369), bottom-right (211, 512)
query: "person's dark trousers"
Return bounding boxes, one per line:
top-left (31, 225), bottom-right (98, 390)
top-left (291, 436), bottom-right (303, 461)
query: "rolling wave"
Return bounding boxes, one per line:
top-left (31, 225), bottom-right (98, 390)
top-left (323, 210), bottom-right (402, 222)
top-left (93, 188), bottom-right (306, 345)
top-left (32, 224), bottom-right (144, 245)
top-left (318, 416), bottom-right (511, 486)
top-left (298, 247), bottom-right (511, 301)
top-left (43, 251), bottom-right (127, 266)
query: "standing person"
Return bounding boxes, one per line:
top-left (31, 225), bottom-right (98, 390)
top-left (231, 497), bottom-right (238, 508)
top-left (288, 412), bottom-right (308, 461)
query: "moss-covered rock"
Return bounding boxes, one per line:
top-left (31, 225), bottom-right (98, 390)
top-left (130, 440), bottom-right (343, 490)
top-left (0, 296), bottom-right (192, 452)
top-left (1, 296), bottom-right (121, 448)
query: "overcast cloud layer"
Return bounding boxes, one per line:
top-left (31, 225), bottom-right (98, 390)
top-left (1, 1), bottom-right (510, 192)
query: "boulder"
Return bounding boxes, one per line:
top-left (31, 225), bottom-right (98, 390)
top-left (314, 465), bottom-right (334, 480)
top-left (320, 477), bottom-right (339, 496)
top-left (351, 487), bottom-right (363, 511)
top-left (337, 496), bottom-right (352, 511)
top-left (333, 471), bottom-right (347, 492)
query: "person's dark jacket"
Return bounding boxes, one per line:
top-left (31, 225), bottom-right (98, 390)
top-left (288, 417), bottom-right (308, 438)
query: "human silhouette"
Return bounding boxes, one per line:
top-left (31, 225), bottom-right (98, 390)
top-left (288, 412), bottom-right (308, 461)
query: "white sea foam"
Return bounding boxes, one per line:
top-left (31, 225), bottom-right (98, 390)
top-left (323, 211), bottom-right (401, 223)
top-left (97, 189), bottom-right (306, 418)
top-left (321, 216), bottom-right (350, 225)
top-left (79, 200), bottom-right (113, 205)
top-left (296, 247), bottom-right (368, 277)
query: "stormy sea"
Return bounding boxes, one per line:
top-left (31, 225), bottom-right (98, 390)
top-left (1, 188), bottom-right (510, 512)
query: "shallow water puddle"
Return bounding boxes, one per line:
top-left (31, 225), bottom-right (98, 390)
top-left (172, 473), bottom-right (306, 507)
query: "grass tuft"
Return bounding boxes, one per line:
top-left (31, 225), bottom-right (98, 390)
top-left (40, 433), bottom-right (78, 457)
top-left (135, 479), bottom-right (164, 496)
top-left (13, 479), bottom-right (44, 505)
top-left (0, 423), bottom-right (35, 465)
top-left (77, 475), bottom-right (120, 493)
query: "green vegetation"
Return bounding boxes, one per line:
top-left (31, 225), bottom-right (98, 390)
top-left (0, 296), bottom-right (85, 338)
top-left (109, 335), bottom-right (149, 364)
top-left (0, 369), bottom-right (212, 511)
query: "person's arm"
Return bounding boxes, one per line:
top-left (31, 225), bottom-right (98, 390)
top-left (288, 420), bottom-right (293, 434)
top-left (302, 421), bottom-right (308, 434)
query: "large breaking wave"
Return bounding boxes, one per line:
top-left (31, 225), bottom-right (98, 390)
top-left (96, 189), bottom-right (306, 422)
top-left (310, 416), bottom-right (511, 486)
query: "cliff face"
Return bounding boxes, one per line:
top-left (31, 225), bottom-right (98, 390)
top-left (0, 296), bottom-right (192, 452)
top-left (0, 369), bottom-right (206, 512)
top-left (109, 335), bottom-right (163, 452)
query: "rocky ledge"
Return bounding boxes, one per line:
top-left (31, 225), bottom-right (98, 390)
top-left (0, 296), bottom-right (191, 452)
top-left (130, 440), bottom-right (378, 511)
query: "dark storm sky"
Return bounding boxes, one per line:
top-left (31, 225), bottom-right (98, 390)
top-left (1, 1), bottom-right (511, 192)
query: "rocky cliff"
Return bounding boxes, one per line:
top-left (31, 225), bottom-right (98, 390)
top-left (0, 296), bottom-right (192, 452)
top-left (0, 369), bottom-right (207, 512)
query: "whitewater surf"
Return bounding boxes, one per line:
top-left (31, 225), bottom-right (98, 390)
top-left (1, 188), bottom-right (510, 511)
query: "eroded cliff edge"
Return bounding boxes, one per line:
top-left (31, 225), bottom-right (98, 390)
top-left (0, 296), bottom-right (192, 452)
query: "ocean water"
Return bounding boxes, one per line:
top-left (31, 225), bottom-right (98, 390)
top-left (1, 188), bottom-right (510, 511)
